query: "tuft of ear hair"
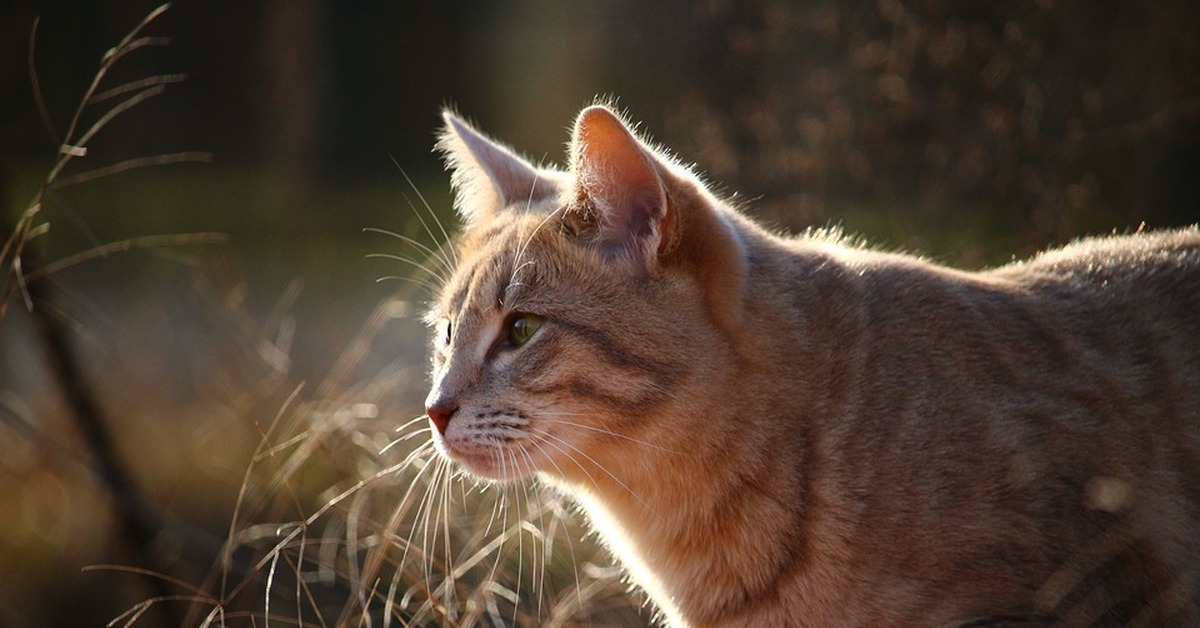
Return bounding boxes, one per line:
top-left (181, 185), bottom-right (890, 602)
top-left (437, 110), bottom-right (559, 224)
top-left (567, 105), bottom-right (669, 268)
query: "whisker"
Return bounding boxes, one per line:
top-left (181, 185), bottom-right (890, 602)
top-left (439, 455), bottom-right (456, 617)
top-left (515, 445), bottom-right (548, 615)
top-left (506, 203), bottom-right (569, 297)
top-left (483, 449), bottom-right (514, 613)
top-left (403, 456), bottom-right (445, 625)
top-left (423, 459), bottom-right (450, 612)
top-left (393, 413), bottom-right (432, 434)
top-left (539, 411), bottom-right (683, 454)
top-left (389, 159), bottom-right (459, 271)
top-left (390, 451), bottom-right (442, 580)
top-left (303, 452), bottom-right (420, 529)
top-left (365, 252), bottom-right (448, 285)
top-left (374, 274), bottom-right (441, 294)
top-left (379, 423), bottom-right (432, 455)
top-left (523, 438), bottom-right (585, 612)
top-left (400, 166), bottom-right (458, 269)
top-left (363, 226), bottom-right (453, 279)
top-left (508, 448), bottom-right (527, 626)
top-left (537, 430), bottom-right (655, 517)
top-left (372, 444), bottom-right (439, 561)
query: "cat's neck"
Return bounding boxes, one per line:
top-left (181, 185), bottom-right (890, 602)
top-left (547, 229), bottom-right (870, 626)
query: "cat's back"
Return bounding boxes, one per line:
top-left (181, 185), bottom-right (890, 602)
top-left (984, 226), bottom-right (1200, 382)
top-left (764, 226), bottom-right (1200, 626)
top-left (826, 225), bottom-right (1200, 358)
top-left (990, 226), bottom-right (1200, 298)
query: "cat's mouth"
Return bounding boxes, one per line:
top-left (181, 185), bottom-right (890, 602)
top-left (432, 431), bottom-right (540, 482)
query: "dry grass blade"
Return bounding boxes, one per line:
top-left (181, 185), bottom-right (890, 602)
top-left (0, 209), bottom-right (46, 315)
top-left (47, 84), bottom-right (171, 182)
top-left (87, 72), bottom-right (188, 103)
top-left (82, 564), bottom-right (215, 599)
top-left (27, 16), bottom-right (60, 146)
top-left (53, 3), bottom-right (173, 178)
top-left (3, 2), bottom-right (184, 320)
top-left (10, 4), bottom-right (636, 621)
top-left (50, 151), bottom-right (213, 189)
top-left (22, 232), bottom-right (228, 282)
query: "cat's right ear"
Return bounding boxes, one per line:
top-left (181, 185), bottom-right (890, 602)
top-left (437, 110), bottom-right (558, 225)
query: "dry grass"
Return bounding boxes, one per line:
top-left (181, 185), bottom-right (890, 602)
top-left (4, 5), bottom-right (643, 626)
top-left (9, 3), bottom-right (1196, 626)
top-left (121, 187), bottom-right (648, 627)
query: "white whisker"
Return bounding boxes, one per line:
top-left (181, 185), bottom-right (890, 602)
top-left (539, 410), bottom-right (682, 454)
top-left (374, 274), bottom-right (441, 294)
top-left (388, 159), bottom-right (458, 271)
top-left (380, 420), bottom-right (432, 454)
top-left (506, 203), bottom-right (569, 297)
top-left (363, 226), bottom-right (453, 279)
top-left (365, 253), bottom-right (448, 286)
top-left (536, 429), bottom-right (655, 517)
top-left (523, 438), bottom-right (585, 610)
top-left (515, 445), bottom-right (548, 614)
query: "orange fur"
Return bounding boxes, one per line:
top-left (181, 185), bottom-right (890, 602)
top-left (426, 105), bottom-right (1200, 627)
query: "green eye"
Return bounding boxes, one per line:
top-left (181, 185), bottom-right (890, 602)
top-left (507, 313), bottom-right (543, 347)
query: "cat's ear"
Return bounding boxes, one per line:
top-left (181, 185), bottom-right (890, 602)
top-left (568, 105), bottom-right (668, 267)
top-left (438, 110), bottom-right (558, 225)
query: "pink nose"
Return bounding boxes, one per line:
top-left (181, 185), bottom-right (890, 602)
top-left (426, 400), bottom-right (458, 435)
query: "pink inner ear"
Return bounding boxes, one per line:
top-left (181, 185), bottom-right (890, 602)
top-left (572, 107), bottom-right (666, 259)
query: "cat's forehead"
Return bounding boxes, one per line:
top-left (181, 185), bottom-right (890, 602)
top-left (436, 212), bottom-right (563, 318)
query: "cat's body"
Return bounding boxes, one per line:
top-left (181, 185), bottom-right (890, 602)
top-left (425, 104), bottom-right (1200, 627)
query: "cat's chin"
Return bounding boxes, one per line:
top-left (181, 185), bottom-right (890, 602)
top-left (435, 446), bottom-right (538, 483)
top-left (458, 456), bottom-right (538, 483)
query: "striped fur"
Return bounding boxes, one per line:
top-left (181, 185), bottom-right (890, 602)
top-left (425, 105), bottom-right (1200, 627)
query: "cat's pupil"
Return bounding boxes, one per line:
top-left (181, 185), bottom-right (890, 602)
top-left (507, 313), bottom-right (543, 347)
top-left (438, 318), bottom-right (451, 346)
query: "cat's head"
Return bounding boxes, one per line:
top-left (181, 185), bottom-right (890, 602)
top-left (424, 105), bottom-right (746, 485)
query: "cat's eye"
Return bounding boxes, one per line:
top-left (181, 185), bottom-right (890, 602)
top-left (436, 318), bottom-right (452, 347)
top-left (506, 313), bottom-right (543, 347)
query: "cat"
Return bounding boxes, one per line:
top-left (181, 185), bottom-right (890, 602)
top-left (423, 103), bottom-right (1200, 627)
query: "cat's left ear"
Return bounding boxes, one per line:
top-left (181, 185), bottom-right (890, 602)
top-left (568, 105), bottom-right (668, 268)
top-left (438, 110), bottom-right (559, 225)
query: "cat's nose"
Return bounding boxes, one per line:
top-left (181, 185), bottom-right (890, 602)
top-left (426, 399), bottom-right (459, 435)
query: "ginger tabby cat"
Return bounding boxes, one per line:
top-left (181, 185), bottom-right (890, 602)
top-left (423, 104), bottom-right (1200, 627)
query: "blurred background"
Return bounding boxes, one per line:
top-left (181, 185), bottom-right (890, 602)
top-left (1, 0), bottom-right (1198, 626)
